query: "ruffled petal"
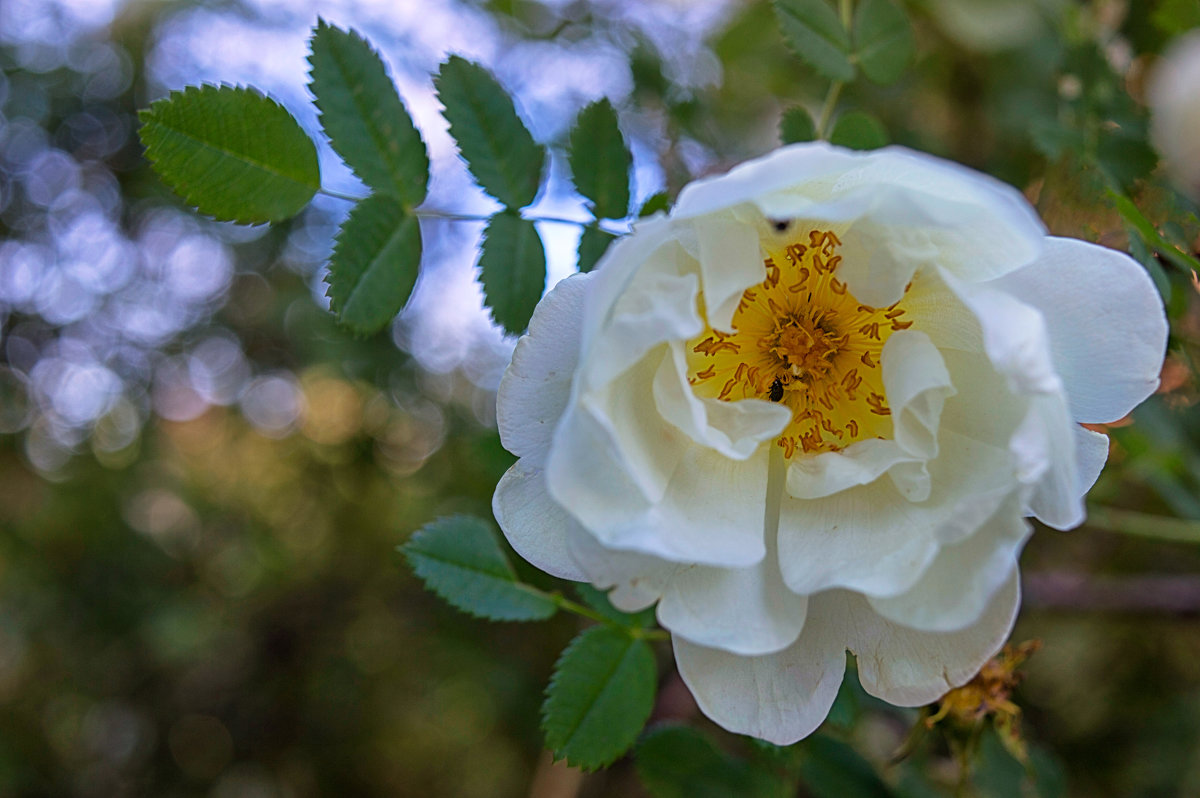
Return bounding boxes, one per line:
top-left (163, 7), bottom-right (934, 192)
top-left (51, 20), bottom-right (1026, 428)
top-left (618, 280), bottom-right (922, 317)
top-left (548, 384), bottom-right (771, 567)
top-left (785, 438), bottom-right (916, 500)
top-left (551, 354), bottom-right (684, 510)
top-left (565, 524), bottom-right (677, 612)
top-left (778, 426), bottom-right (1013, 597)
top-left (655, 340), bottom-right (792, 461)
top-left (578, 215), bottom-right (681, 349)
top-left (842, 571), bottom-right (1021, 706)
top-left (943, 273), bottom-right (1063, 397)
top-left (691, 212), bottom-right (767, 332)
top-left (673, 607), bottom-right (846, 745)
top-left (1011, 392), bottom-right (1083, 530)
top-left (777, 478), bottom-right (940, 598)
top-left (492, 461), bottom-right (587, 582)
top-left (883, 330), bottom-right (956, 460)
top-left (940, 272), bottom-right (1085, 529)
top-left (1074, 425), bottom-right (1110, 497)
top-left (657, 534), bottom-right (809, 656)
top-left (867, 493), bottom-right (1030, 632)
top-left (582, 267), bottom-right (703, 393)
top-left (496, 272), bottom-right (593, 467)
top-left (990, 237), bottom-right (1167, 424)
top-left (673, 142), bottom-right (859, 220)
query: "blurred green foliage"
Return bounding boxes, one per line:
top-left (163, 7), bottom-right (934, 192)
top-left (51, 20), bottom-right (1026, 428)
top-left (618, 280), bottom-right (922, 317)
top-left (2, 0), bottom-right (1200, 796)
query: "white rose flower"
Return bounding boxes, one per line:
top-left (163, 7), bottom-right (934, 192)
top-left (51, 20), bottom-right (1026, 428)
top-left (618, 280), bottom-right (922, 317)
top-left (492, 143), bottom-right (1167, 744)
top-left (1149, 30), bottom-right (1200, 200)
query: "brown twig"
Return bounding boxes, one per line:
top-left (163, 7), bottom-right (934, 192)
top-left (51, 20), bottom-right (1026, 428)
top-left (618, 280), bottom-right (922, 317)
top-left (1023, 571), bottom-right (1200, 615)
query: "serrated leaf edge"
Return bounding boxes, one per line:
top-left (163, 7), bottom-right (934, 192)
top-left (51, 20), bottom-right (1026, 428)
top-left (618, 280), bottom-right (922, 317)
top-left (307, 19), bottom-right (430, 208)
top-left (400, 519), bottom-right (557, 622)
top-left (435, 56), bottom-right (546, 209)
top-left (138, 82), bottom-right (319, 225)
top-left (542, 627), bottom-right (652, 770)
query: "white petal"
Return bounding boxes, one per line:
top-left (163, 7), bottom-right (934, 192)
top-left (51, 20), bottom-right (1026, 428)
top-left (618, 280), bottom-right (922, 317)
top-left (493, 462), bottom-right (588, 582)
top-left (867, 494), bottom-right (1030, 632)
top-left (565, 524), bottom-right (676, 612)
top-left (937, 348), bottom-right (1027, 447)
top-left (1074, 425), bottom-right (1110, 496)
top-left (990, 237), bottom-right (1167, 424)
top-left (900, 269), bottom-right (984, 354)
top-left (582, 267), bottom-right (703, 393)
top-left (548, 385), bottom-right (770, 567)
top-left (673, 142), bottom-right (859, 220)
top-left (755, 149), bottom-right (1044, 307)
top-left (842, 571), bottom-right (1021, 706)
top-left (786, 438), bottom-right (916, 500)
top-left (883, 330), bottom-right (955, 461)
top-left (944, 272), bottom-right (1063, 397)
top-left (674, 147), bottom-right (1045, 302)
top-left (1011, 392), bottom-right (1083, 530)
top-left (554, 353), bottom-right (684, 508)
top-left (673, 606), bottom-right (846, 744)
top-left (657, 535), bottom-right (809, 656)
top-left (578, 215), bottom-right (680, 349)
top-left (496, 272), bottom-right (593, 467)
top-left (778, 427), bottom-right (1013, 597)
top-left (692, 213), bottom-right (766, 332)
top-left (655, 340), bottom-right (791, 461)
top-left (777, 478), bottom-right (940, 597)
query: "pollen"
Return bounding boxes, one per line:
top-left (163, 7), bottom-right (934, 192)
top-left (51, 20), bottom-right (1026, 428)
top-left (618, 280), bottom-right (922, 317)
top-left (687, 229), bottom-right (912, 457)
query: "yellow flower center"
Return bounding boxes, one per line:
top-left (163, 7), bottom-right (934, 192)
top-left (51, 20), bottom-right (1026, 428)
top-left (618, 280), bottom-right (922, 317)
top-left (687, 229), bottom-right (912, 458)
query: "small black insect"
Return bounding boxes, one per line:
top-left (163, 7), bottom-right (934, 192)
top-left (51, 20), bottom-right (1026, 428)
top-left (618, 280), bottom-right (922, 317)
top-left (770, 218), bottom-right (791, 233)
top-left (769, 377), bottom-right (785, 402)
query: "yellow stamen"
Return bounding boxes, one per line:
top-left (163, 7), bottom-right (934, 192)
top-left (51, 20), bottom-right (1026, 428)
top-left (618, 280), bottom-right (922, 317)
top-left (687, 228), bottom-right (912, 457)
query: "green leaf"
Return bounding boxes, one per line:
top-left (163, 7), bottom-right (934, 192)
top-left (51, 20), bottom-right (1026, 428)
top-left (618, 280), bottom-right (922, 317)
top-left (1096, 132), bottom-right (1158, 194)
top-left (577, 225), bottom-right (615, 274)
top-left (1153, 0), bottom-right (1200, 35)
top-left (1112, 191), bottom-right (1200, 273)
top-left (825, 669), bottom-right (860, 729)
top-left (400, 515), bottom-right (557, 621)
top-left (138, 84), bottom-right (319, 224)
top-left (569, 99), bottom-right (632, 220)
top-left (773, 0), bottom-right (855, 83)
top-left (852, 0), bottom-right (914, 85)
top-left (1029, 119), bottom-right (1084, 160)
top-left (1029, 745), bottom-right (1068, 798)
top-left (308, 20), bottom-right (429, 207)
top-left (639, 191), bottom-right (671, 217)
top-left (542, 626), bottom-right (656, 770)
top-left (830, 110), bottom-right (890, 150)
top-left (1111, 192), bottom-right (1162, 243)
top-left (479, 211), bottom-right (546, 335)
top-left (637, 725), bottom-right (782, 798)
top-left (325, 195), bottom-right (422, 335)
top-left (780, 105), bottom-right (817, 144)
top-left (435, 56), bottom-right (545, 208)
top-left (800, 735), bottom-right (895, 798)
top-left (972, 727), bottom-right (1025, 798)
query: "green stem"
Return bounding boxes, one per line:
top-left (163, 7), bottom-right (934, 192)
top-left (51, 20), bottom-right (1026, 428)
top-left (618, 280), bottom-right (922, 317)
top-left (417, 208), bottom-right (612, 229)
top-left (550, 593), bottom-right (671, 641)
top-left (815, 81), bottom-right (844, 140)
top-left (319, 187), bottom-right (366, 203)
top-left (1086, 505), bottom-right (1200, 545)
top-left (318, 191), bottom-right (627, 233)
top-left (815, 0), bottom-right (854, 141)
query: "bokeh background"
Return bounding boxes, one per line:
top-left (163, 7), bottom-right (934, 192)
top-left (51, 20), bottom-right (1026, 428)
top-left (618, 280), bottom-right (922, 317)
top-left (1, 0), bottom-right (1199, 795)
